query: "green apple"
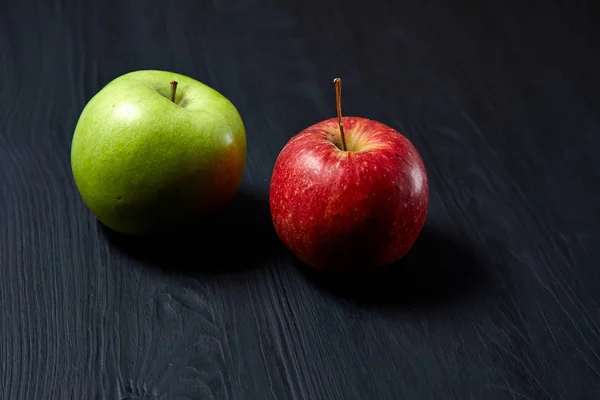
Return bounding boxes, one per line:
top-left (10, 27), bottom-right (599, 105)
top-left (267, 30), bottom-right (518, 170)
top-left (70, 70), bottom-right (247, 235)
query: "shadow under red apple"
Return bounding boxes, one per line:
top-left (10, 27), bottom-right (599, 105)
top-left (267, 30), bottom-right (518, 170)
top-left (296, 225), bottom-right (488, 309)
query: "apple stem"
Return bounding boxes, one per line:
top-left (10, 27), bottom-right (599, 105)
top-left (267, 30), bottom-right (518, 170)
top-left (170, 80), bottom-right (178, 103)
top-left (334, 78), bottom-right (347, 151)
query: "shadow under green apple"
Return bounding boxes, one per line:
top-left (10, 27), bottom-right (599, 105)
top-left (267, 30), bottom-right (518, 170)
top-left (102, 188), bottom-right (285, 274)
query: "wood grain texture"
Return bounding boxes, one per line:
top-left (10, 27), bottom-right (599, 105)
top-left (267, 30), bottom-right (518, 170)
top-left (1, 0), bottom-right (600, 398)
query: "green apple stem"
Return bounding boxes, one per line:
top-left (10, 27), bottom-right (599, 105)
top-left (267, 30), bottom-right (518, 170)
top-left (334, 78), bottom-right (347, 151)
top-left (170, 80), bottom-right (178, 103)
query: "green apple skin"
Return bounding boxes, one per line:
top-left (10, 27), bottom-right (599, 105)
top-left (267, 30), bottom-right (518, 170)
top-left (71, 70), bottom-right (247, 235)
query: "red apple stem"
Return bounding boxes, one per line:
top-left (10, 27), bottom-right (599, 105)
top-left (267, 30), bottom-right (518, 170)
top-left (333, 78), bottom-right (348, 151)
top-left (170, 80), bottom-right (178, 103)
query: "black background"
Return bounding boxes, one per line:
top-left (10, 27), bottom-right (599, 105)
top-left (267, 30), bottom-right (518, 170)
top-left (1, 0), bottom-right (600, 398)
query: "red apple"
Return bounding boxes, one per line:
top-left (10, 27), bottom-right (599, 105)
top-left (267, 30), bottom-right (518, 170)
top-left (269, 78), bottom-right (429, 271)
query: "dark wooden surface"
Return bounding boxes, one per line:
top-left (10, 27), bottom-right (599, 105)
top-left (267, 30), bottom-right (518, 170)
top-left (2, 0), bottom-right (600, 398)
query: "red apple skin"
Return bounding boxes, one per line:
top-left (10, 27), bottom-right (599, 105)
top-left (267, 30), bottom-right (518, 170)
top-left (269, 116), bottom-right (429, 272)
